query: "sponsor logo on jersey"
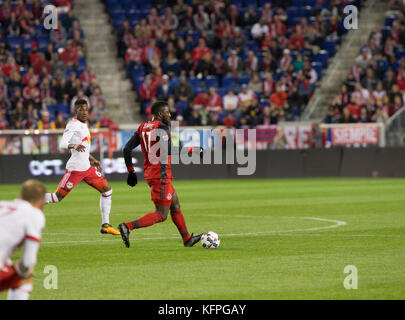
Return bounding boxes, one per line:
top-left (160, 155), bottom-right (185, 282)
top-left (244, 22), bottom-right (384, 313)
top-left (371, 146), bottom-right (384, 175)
top-left (81, 135), bottom-right (91, 144)
top-left (167, 193), bottom-right (172, 200)
top-left (66, 182), bottom-right (73, 189)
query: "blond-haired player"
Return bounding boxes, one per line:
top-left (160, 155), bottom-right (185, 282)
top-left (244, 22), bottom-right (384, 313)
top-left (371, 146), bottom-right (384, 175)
top-left (0, 180), bottom-right (46, 300)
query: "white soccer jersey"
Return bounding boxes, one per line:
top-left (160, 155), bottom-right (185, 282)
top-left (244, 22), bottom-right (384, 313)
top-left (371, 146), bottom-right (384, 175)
top-left (0, 199), bottom-right (45, 269)
top-left (59, 117), bottom-right (91, 172)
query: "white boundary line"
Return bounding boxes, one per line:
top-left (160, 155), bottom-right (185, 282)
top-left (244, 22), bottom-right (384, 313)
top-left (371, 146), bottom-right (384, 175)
top-left (41, 217), bottom-right (347, 245)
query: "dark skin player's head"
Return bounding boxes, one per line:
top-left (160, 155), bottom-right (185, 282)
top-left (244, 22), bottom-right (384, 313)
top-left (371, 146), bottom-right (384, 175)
top-left (74, 99), bottom-right (89, 122)
top-left (151, 101), bottom-right (171, 126)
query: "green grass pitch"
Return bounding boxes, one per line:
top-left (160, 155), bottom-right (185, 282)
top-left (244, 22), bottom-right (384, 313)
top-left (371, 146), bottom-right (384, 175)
top-left (1, 178), bottom-right (404, 300)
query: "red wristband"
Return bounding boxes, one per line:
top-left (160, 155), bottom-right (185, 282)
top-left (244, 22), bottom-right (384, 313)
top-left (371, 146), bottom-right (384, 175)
top-left (127, 165), bottom-right (134, 173)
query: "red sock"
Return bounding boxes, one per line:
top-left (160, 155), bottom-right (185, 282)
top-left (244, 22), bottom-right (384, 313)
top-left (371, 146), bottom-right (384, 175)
top-left (170, 208), bottom-right (191, 243)
top-left (125, 212), bottom-right (163, 230)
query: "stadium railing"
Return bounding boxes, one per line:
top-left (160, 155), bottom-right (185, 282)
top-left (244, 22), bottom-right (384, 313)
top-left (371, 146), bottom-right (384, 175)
top-left (385, 107), bottom-right (405, 147)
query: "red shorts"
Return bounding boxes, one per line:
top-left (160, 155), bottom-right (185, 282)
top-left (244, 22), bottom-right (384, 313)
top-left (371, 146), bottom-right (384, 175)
top-left (0, 265), bottom-right (23, 291)
top-left (147, 178), bottom-right (175, 206)
top-left (57, 166), bottom-right (108, 196)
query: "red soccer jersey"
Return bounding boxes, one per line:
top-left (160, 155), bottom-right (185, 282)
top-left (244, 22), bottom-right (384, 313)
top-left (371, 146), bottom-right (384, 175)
top-left (124, 120), bottom-right (172, 180)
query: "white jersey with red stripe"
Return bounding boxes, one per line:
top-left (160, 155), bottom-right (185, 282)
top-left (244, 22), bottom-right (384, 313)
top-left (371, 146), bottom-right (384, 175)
top-left (0, 199), bottom-right (45, 269)
top-left (59, 117), bottom-right (91, 172)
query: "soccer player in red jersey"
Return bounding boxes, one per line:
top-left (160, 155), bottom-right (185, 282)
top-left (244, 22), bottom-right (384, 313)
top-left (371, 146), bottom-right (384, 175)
top-left (118, 101), bottom-right (202, 248)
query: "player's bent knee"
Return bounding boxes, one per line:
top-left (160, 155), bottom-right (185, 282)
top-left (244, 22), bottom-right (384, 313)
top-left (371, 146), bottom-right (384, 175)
top-left (101, 184), bottom-right (112, 193)
top-left (101, 189), bottom-right (112, 197)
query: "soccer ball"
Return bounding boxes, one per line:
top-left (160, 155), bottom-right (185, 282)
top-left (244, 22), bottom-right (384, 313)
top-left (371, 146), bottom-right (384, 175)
top-left (201, 231), bottom-right (220, 249)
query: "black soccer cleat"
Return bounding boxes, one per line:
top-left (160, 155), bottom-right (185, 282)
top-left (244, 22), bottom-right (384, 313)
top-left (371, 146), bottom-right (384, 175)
top-left (118, 223), bottom-right (131, 248)
top-left (184, 233), bottom-right (203, 247)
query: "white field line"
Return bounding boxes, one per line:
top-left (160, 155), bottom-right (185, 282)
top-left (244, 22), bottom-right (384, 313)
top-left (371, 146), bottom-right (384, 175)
top-left (41, 217), bottom-right (347, 245)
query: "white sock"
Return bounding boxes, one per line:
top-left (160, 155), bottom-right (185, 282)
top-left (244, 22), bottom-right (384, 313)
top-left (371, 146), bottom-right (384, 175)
top-left (100, 189), bottom-right (112, 225)
top-left (7, 283), bottom-right (33, 300)
top-left (45, 193), bottom-right (59, 204)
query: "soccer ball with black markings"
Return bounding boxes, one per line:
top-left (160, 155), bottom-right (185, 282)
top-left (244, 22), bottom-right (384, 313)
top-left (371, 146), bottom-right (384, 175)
top-left (201, 231), bottom-right (220, 249)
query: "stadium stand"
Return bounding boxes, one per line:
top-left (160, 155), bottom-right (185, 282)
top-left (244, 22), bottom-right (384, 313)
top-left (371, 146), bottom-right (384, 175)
top-left (323, 0), bottom-right (405, 125)
top-left (105, 0), bottom-right (363, 127)
top-left (0, 0), bottom-right (113, 130)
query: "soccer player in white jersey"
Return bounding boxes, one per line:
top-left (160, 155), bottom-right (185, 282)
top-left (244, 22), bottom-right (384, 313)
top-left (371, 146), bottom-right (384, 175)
top-left (0, 180), bottom-right (46, 300)
top-left (44, 99), bottom-right (120, 235)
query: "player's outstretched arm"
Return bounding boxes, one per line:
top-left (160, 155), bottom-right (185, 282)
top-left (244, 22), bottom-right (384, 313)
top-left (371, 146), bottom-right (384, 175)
top-left (123, 131), bottom-right (140, 187)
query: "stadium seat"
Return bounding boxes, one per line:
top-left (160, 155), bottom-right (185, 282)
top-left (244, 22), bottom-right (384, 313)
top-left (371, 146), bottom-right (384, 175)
top-left (222, 77), bottom-right (237, 90)
top-left (132, 67), bottom-right (145, 78)
top-left (57, 103), bottom-right (70, 115)
top-left (315, 50), bottom-right (329, 69)
top-left (311, 62), bottom-right (322, 80)
top-left (6, 35), bottom-right (21, 51)
top-left (286, 7), bottom-right (299, 20)
top-left (321, 40), bottom-right (336, 57)
top-left (188, 77), bottom-right (202, 92)
top-left (205, 76), bottom-right (219, 89)
top-left (238, 76), bottom-right (250, 86)
top-left (176, 101), bottom-right (188, 113)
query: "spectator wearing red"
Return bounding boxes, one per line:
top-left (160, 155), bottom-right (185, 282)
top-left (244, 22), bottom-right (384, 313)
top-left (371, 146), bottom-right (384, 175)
top-left (269, 84), bottom-right (287, 108)
top-left (396, 69), bottom-right (405, 93)
top-left (13, 0), bottom-right (26, 20)
top-left (22, 67), bottom-right (39, 86)
top-left (192, 91), bottom-right (209, 110)
top-left (1, 56), bottom-right (19, 78)
top-left (28, 45), bottom-right (41, 66)
top-left (260, 3), bottom-right (273, 24)
top-left (59, 41), bottom-right (79, 67)
top-left (289, 26), bottom-right (305, 50)
top-left (23, 79), bottom-right (40, 102)
top-left (261, 33), bottom-right (273, 51)
top-left (80, 66), bottom-right (96, 88)
top-left (346, 96), bottom-right (361, 119)
top-left (263, 72), bottom-right (275, 98)
top-left (192, 38), bottom-right (212, 63)
top-left (226, 50), bottom-right (244, 77)
top-left (99, 112), bottom-right (115, 128)
top-left (222, 113), bottom-right (237, 127)
top-left (206, 87), bottom-right (222, 114)
top-left (245, 50), bottom-right (258, 76)
top-left (269, 14), bottom-right (286, 37)
top-left (31, 0), bottom-right (43, 21)
top-left (125, 41), bottom-right (142, 65)
top-left (33, 53), bottom-right (52, 75)
top-left (139, 76), bottom-right (157, 103)
top-left (54, 0), bottom-right (73, 8)
top-left (390, 95), bottom-right (403, 116)
top-left (142, 39), bottom-right (162, 64)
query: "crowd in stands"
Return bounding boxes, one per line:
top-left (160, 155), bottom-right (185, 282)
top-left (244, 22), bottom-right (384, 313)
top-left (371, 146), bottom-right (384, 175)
top-left (110, 0), bottom-right (362, 128)
top-left (0, 0), bottom-right (113, 130)
top-left (324, 0), bottom-right (405, 124)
